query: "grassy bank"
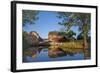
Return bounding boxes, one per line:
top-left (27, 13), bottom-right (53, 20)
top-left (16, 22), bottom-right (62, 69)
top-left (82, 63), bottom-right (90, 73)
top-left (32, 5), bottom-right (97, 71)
top-left (49, 40), bottom-right (90, 49)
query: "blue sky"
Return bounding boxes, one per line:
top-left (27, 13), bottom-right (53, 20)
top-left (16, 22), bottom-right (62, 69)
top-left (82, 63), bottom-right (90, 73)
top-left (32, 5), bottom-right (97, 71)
top-left (23, 11), bottom-right (80, 38)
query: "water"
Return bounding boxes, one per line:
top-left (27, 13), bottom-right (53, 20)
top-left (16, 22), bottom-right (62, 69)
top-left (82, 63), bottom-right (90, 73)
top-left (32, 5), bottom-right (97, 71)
top-left (23, 46), bottom-right (88, 63)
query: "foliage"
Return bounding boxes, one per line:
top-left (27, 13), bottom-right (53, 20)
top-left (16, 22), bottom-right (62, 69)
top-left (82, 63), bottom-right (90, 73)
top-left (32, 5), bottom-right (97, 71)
top-left (22, 10), bottom-right (39, 26)
top-left (77, 32), bottom-right (83, 40)
top-left (23, 31), bottom-right (28, 37)
top-left (57, 12), bottom-right (91, 49)
top-left (77, 32), bottom-right (91, 42)
top-left (63, 30), bottom-right (76, 38)
top-left (57, 12), bottom-right (91, 33)
top-left (23, 31), bottom-right (30, 50)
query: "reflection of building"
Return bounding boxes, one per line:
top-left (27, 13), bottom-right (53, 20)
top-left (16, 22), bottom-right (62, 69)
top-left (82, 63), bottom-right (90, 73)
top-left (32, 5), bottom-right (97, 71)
top-left (48, 31), bottom-right (69, 42)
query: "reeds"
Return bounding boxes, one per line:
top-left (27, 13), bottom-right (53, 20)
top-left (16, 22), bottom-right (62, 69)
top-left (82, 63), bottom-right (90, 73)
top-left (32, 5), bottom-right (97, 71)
top-left (49, 40), bottom-right (84, 49)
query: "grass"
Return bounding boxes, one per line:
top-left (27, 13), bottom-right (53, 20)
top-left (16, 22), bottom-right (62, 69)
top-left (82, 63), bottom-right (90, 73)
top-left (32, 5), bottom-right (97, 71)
top-left (49, 40), bottom-right (84, 49)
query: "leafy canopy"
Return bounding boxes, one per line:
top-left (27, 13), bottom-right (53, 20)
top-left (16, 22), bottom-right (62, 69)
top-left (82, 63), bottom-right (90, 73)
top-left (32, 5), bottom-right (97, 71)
top-left (57, 12), bottom-right (91, 33)
top-left (22, 10), bottom-right (39, 26)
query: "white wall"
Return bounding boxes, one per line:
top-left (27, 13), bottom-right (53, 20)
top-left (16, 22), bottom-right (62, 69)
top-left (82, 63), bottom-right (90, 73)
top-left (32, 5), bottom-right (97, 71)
top-left (0, 0), bottom-right (99, 73)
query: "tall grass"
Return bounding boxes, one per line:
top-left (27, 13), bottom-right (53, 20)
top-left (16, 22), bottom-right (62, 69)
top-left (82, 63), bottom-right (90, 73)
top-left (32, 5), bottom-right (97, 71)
top-left (49, 40), bottom-right (86, 49)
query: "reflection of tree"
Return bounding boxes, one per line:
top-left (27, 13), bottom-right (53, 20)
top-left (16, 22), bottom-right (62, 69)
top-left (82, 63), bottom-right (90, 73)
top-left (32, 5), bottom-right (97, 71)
top-left (23, 46), bottom-right (43, 59)
top-left (83, 49), bottom-right (91, 59)
top-left (48, 45), bottom-right (90, 59)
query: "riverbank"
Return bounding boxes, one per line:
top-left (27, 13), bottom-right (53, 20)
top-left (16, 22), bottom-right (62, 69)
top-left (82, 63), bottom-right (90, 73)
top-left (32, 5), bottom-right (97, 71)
top-left (49, 40), bottom-right (84, 49)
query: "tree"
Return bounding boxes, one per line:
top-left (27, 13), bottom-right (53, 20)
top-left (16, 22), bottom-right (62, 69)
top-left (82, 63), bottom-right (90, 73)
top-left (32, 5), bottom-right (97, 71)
top-left (57, 12), bottom-right (91, 50)
top-left (77, 32), bottom-right (83, 40)
top-left (64, 30), bottom-right (76, 38)
top-left (22, 10), bottom-right (39, 26)
top-left (23, 31), bottom-right (30, 50)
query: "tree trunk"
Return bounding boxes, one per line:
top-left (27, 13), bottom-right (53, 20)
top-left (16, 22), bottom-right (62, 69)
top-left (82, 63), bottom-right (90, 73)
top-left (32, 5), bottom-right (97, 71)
top-left (83, 27), bottom-right (90, 59)
top-left (83, 17), bottom-right (90, 59)
top-left (82, 16), bottom-right (88, 50)
top-left (83, 34), bottom-right (88, 50)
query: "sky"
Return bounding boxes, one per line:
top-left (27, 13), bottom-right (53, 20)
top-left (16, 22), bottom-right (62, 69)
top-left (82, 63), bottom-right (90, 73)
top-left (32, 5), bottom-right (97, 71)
top-left (23, 11), bottom-right (80, 38)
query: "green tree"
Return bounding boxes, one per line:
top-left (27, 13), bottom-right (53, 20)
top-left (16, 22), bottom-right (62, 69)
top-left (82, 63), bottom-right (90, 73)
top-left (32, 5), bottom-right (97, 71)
top-left (64, 30), bottom-right (76, 38)
top-left (60, 27), bottom-right (76, 38)
top-left (23, 31), bottom-right (30, 50)
top-left (77, 32), bottom-right (83, 40)
top-left (22, 10), bottom-right (39, 26)
top-left (58, 12), bottom-right (91, 50)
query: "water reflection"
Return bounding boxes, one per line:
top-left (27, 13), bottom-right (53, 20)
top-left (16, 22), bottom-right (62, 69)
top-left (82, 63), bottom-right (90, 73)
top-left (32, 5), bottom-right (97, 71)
top-left (48, 46), bottom-right (67, 58)
top-left (23, 45), bottom-right (90, 62)
top-left (23, 46), bottom-right (42, 61)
